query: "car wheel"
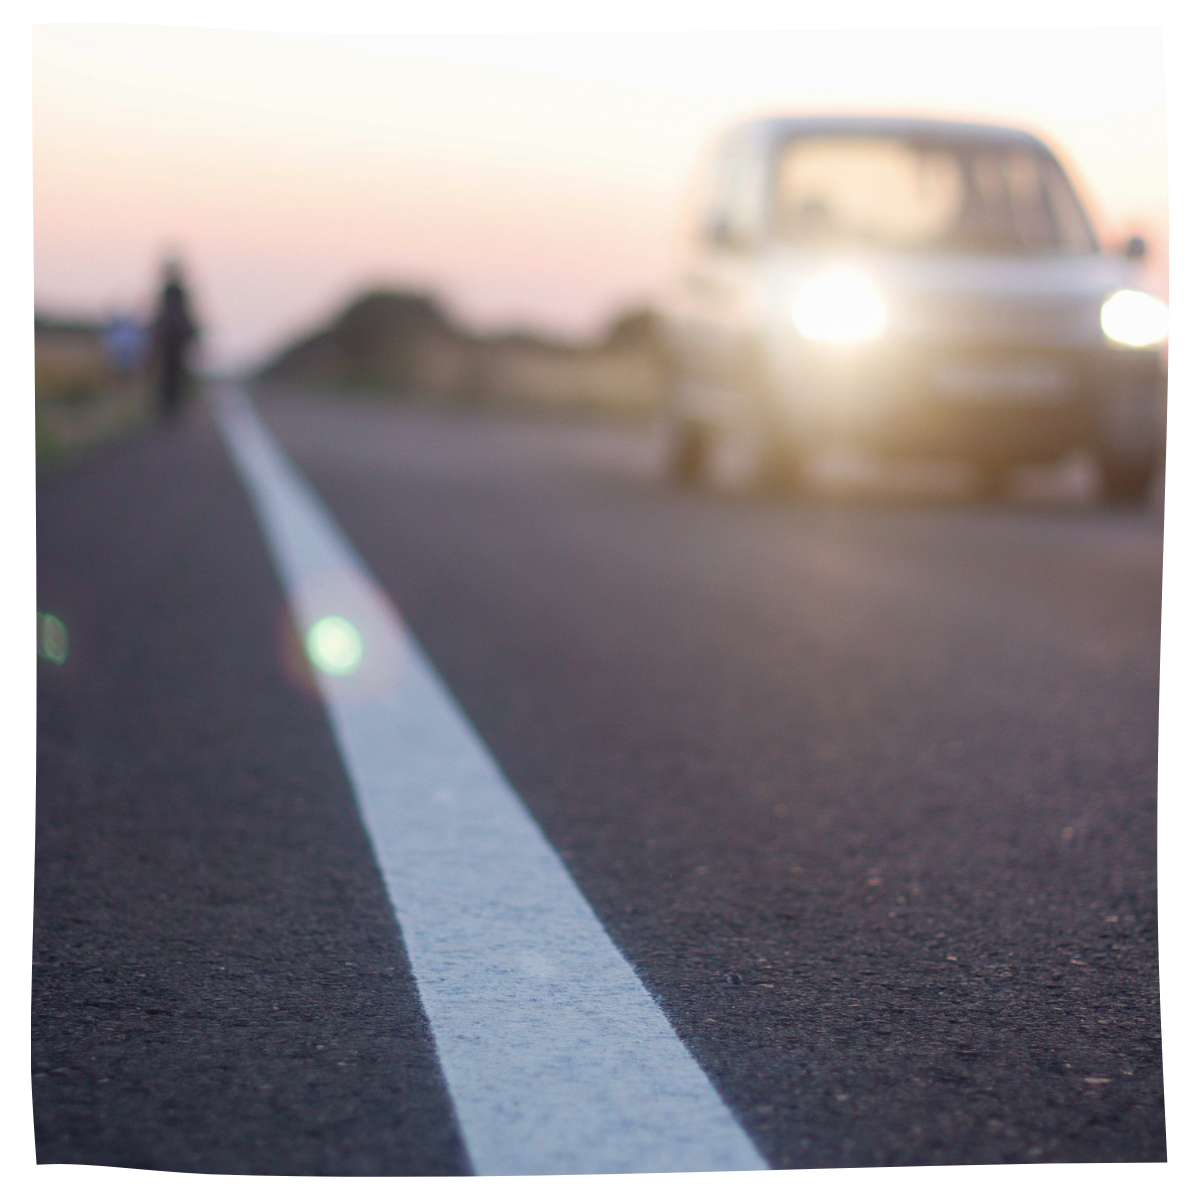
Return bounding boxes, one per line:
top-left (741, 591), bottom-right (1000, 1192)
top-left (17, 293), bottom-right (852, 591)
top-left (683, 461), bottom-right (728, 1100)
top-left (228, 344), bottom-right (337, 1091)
top-left (1093, 380), bottom-right (1165, 505)
top-left (704, 402), bottom-right (796, 495)
top-left (664, 412), bottom-right (709, 486)
top-left (972, 459), bottom-right (1011, 501)
top-left (1097, 453), bottom-right (1156, 505)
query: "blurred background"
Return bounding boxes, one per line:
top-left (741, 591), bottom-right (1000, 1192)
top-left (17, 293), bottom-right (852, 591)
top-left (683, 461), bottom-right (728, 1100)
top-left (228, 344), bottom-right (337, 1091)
top-left (32, 23), bottom-right (1167, 455)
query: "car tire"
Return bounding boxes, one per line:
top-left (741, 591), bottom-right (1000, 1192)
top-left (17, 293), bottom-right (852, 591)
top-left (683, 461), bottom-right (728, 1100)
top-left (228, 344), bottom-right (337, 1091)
top-left (1093, 379), bottom-right (1165, 505)
top-left (664, 412), bottom-right (709, 486)
top-left (972, 459), bottom-right (1011, 501)
top-left (661, 359), bottom-right (798, 495)
top-left (1097, 453), bottom-right (1157, 505)
top-left (703, 401), bottom-right (797, 495)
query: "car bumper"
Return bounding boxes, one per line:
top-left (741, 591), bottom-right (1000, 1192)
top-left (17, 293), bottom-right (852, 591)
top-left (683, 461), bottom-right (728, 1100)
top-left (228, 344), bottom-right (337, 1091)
top-left (779, 341), bottom-right (1166, 462)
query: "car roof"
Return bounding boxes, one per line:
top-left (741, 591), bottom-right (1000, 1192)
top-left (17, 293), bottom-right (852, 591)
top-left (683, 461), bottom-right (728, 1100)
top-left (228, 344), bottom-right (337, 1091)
top-left (742, 115), bottom-right (1051, 153)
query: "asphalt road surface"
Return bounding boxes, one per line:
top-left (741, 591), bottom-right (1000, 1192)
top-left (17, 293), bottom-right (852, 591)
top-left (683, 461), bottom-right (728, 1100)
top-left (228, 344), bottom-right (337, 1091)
top-left (34, 388), bottom-right (1165, 1173)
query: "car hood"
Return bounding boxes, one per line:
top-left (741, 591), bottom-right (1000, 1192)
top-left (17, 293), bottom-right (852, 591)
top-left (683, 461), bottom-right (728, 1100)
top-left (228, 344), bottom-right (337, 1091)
top-left (766, 248), bottom-right (1138, 303)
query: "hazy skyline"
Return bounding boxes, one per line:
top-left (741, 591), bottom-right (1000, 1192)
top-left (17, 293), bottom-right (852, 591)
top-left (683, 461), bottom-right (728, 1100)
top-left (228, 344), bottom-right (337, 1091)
top-left (34, 24), bottom-right (1168, 372)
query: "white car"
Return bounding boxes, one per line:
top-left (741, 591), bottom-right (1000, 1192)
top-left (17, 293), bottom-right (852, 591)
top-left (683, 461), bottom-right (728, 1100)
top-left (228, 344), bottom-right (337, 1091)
top-left (656, 116), bottom-right (1167, 501)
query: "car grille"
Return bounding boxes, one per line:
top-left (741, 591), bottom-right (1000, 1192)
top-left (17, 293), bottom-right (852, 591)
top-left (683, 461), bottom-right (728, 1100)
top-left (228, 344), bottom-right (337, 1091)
top-left (895, 294), bottom-right (1100, 348)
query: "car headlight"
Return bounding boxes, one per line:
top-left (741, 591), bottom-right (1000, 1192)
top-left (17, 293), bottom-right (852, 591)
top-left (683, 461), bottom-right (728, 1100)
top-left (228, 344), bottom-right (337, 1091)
top-left (1100, 289), bottom-right (1168, 348)
top-left (792, 270), bottom-right (887, 343)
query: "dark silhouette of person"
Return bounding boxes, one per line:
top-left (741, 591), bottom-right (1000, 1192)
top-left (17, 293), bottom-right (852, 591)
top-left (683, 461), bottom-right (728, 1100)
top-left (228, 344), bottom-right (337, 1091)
top-left (151, 259), bottom-right (198, 423)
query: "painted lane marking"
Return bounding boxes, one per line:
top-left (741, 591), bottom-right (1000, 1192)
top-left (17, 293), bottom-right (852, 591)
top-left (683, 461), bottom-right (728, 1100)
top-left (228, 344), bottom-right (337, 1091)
top-left (212, 385), bottom-right (766, 1177)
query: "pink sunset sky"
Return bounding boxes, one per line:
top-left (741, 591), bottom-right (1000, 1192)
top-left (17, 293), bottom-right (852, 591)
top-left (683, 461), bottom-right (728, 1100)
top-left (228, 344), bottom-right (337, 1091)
top-left (33, 20), bottom-right (1168, 373)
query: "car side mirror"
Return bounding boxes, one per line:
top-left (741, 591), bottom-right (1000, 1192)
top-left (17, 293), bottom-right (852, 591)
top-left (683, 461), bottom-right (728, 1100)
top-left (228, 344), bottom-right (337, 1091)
top-left (705, 214), bottom-right (733, 248)
top-left (705, 214), bottom-right (753, 253)
top-left (1123, 235), bottom-right (1147, 260)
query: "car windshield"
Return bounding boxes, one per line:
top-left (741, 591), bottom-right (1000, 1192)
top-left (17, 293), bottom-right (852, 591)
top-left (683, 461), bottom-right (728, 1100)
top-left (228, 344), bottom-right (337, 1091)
top-left (772, 136), bottom-right (1096, 255)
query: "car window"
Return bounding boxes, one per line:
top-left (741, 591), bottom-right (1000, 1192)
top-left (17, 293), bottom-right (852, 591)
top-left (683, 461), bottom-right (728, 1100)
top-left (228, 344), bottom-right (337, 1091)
top-left (772, 135), bottom-right (1096, 255)
top-left (723, 137), bottom-right (765, 248)
top-left (1042, 164), bottom-right (1097, 252)
top-left (687, 133), bottom-right (764, 251)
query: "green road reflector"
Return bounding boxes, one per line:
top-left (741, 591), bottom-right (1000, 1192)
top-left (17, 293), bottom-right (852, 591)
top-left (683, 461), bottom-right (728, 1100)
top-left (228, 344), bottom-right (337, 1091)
top-left (38, 613), bottom-right (68, 664)
top-left (305, 615), bottom-right (363, 675)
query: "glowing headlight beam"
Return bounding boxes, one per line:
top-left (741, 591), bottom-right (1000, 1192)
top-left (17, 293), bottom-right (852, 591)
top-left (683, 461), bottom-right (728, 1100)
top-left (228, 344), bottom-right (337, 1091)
top-left (1100, 290), bottom-right (1168, 348)
top-left (306, 615), bottom-right (364, 675)
top-left (792, 270), bottom-right (887, 344)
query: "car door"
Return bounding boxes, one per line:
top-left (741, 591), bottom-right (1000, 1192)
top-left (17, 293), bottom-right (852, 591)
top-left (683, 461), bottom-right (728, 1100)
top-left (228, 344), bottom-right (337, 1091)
top-left (670, 130), bottom-right (766, 428)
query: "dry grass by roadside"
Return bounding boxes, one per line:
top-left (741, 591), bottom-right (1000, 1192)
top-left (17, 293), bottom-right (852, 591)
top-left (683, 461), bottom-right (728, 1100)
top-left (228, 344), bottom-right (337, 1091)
top-left (36, 326), bottom-right (156, 473)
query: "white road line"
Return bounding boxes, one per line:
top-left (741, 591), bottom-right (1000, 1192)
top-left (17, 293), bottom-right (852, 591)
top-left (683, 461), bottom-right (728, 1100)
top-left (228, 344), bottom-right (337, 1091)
top-left (212, 385), bottom-right (767, 1177)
